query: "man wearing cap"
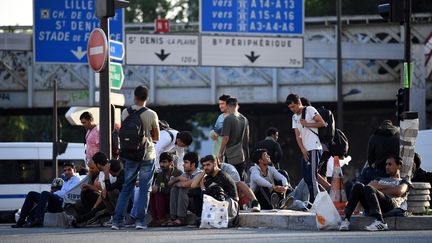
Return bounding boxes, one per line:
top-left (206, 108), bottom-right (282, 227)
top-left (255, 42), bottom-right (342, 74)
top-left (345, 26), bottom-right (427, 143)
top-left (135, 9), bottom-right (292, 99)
top-left (12, 162), bottom-right (81, 228)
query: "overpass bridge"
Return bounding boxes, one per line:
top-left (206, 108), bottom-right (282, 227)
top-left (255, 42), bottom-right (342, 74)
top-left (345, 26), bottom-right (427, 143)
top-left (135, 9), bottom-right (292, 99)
top-left (0, 15), bottom-right (430, 125)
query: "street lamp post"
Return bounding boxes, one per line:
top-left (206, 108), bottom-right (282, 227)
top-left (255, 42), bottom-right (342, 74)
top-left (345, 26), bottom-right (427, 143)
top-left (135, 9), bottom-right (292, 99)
top-left (336, 0), bottom-right (343, 130)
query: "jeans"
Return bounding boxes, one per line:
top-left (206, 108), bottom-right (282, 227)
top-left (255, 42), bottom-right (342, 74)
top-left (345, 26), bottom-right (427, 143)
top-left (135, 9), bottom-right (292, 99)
top-left (19, 191), bottom-right (63, 222)
top-left (301, 150), bottom-right (322, 204)
top-left (113, 158), bottom-right (155, 224)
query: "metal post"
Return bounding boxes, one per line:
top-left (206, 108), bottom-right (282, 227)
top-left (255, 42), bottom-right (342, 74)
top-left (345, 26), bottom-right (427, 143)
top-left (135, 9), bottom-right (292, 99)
top-left (403, 0), bottom-right (411, 112)
top-left (100, 17), bottom-right (112, 158)
top-left (272, 68), bottom-right (278, 103)
top-left (336, 0), bottom-right (343, 130)
top-left (210, 67), bottom-right (216, 103)
top-left (52, 79), bottom-right (58, 178)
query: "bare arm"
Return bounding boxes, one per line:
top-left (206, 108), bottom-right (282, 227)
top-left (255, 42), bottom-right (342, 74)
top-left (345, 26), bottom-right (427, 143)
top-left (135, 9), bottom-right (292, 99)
top-left (152, 126), bottom-right (160, 141)
top-left (191, 171), bottom-right (206, 188)
top-left (218, 135), bottom-right (229, 159)
top-left (369, 180), bottom-right (409, 197)
top-left (294, 128), bottom-right (309, 161)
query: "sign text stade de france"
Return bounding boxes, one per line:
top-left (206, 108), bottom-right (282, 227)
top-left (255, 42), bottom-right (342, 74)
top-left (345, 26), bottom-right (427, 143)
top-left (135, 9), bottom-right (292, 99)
top-left (201, 0), bottom-right (304, 35)
top-left (34, 0), bottom-right (123, 63)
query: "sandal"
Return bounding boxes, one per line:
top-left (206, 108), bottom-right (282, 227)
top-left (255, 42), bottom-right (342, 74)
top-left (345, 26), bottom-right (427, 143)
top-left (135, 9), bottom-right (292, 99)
top-left (172, 218), bottom-right (187, 226)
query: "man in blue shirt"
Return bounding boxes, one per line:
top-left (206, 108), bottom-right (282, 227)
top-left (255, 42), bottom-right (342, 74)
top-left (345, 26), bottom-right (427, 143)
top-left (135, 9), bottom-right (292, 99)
top-left (12, 162), bottom-right (81, 228)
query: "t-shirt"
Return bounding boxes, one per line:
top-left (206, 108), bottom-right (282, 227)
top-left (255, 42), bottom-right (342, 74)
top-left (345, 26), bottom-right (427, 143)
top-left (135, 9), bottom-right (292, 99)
top-left (98, 172), bottom-right (117, 191)
top-left (204, 170), bottom-right (238, 201)
top-left (155, 129), bottom-right (185, 172)
top-left (85, 125), bottom-right (100, 162)
top-left (221, 113), bottom-right (245, 148)
top-left (121, 105), bottom-right (159, 160)
top-left (181, 168), bottom-right (202, 180)
top-left (220, 163), bottom-right (241, 183)
top-left (377, 177), bottom-right (411, 210)
top-left (292, 106), bottom-right (322, 151)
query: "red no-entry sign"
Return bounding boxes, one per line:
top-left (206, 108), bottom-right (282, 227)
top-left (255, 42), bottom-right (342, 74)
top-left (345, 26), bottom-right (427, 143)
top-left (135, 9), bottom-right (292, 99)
top-left (87, 28), bottom-right (108, 72)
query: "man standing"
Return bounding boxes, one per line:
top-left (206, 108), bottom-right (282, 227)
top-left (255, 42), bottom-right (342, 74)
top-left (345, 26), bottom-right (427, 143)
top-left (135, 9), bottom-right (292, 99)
top-left (155, 130), bottom-right (193, 172)
top-left (340, 155), bottom-right (410, 231)
top-left (286, 94), bottom-right (326, 204)
top-left (80, 111), bottom-right (99, 165)
top-left (219, 97), bottom-right (249, 179)
top-left (12, 162), bottom-right (81, 228)
top-left (112, 85), bottom-right (160, 230)
top-left (249, 149), bottom-right (292, 210)
top-left (253, 127), bottom-right (283, 169)
top-left (210, 94), bottom-right (231, 155)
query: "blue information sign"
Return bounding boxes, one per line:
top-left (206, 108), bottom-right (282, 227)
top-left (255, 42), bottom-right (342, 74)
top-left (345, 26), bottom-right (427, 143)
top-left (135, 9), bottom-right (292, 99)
top-left (34, 0), bottom-right (123, 63)
top-left (109, 40), bottom-right (124, 61)
top-left (200, 0), bottom-right (303, 35)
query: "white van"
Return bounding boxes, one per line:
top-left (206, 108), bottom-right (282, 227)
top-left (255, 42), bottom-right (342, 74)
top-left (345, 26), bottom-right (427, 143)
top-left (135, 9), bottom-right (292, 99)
top-left (0, 142), bottom-right (85, 216)
top-left (416, 129), bottom-right (432, 172)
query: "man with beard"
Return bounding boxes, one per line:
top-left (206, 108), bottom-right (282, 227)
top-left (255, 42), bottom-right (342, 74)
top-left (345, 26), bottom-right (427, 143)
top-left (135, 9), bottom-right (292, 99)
top-left (148, 152), bottom-right (183, 227)
top-left (166, 152), bottom-right (202, 226)
top-left (192, 155), bottom-right (239, 227)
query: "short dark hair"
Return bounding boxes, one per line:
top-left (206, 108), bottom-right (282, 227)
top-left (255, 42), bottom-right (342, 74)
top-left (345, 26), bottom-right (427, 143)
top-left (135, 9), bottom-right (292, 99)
top-left (300, 97), bottom-right (311, 106)
top-left (109, 159), bottom-right (123, 173)
top-left (219, 94), bottom-right (231, 102)
top-left (160, 152), bottom-right (174, 162)
top-left (226, 97), bottom-right (238, 107)
top-left (63, 161), bottom-right (75, 169)
top-left (414, 152), bottom-right (421, 168)
top-left (134, 85), bottom-right (149, 101)
top-left (92, 152), bottom-right (108, 166)
top-left (177, 131), bottom-right (193, 146)
top-left (183, 152), bottom-right (199, 168)
top-left (79, 111), bottom-right (93, 121)
top-left (200, 154), bottom-right (216, 165)
top-left (252, 149), bottom-right (267, 165)
top-left (387, 154), bottom-right (403, 166)
top-left (286, 94), bottom-right (300, 105)
top-left (266, 127), bottom-right (279, 137)
top-left (78, 167), bottom-right (88, 176)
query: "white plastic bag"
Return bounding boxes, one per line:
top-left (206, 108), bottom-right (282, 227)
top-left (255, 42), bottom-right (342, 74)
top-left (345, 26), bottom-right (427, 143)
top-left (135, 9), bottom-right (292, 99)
top-left (310, 191), bottom-right (341, 230)
top-left (199, 194), bottom-right (229, 229)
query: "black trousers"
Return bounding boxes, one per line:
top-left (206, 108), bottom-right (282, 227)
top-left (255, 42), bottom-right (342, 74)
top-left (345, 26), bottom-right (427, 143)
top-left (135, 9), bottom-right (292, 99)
top-left (344, 183), bottom-right (394, 219)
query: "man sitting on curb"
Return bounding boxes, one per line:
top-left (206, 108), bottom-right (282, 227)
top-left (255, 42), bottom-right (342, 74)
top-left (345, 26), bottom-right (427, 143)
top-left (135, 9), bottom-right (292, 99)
top-left (249, 149), bottom-right (293, 210)
top-left (12, 162), bottom-right (81, 228)
top-left (340, 155), bottom-right (410, 231)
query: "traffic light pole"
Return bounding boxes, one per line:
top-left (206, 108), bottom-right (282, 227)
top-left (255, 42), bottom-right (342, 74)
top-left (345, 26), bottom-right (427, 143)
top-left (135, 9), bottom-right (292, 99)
top-left (99, 17), bottom-right (112, 158)
top-left (403, 0), bottom-right (411, 114)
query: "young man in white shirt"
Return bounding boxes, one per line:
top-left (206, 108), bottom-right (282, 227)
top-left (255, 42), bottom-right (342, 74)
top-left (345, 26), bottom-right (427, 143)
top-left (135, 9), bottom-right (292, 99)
top-left (154, 130), bottom-right (193, 172)
top-left (286, 94), bottom-right (326, 204)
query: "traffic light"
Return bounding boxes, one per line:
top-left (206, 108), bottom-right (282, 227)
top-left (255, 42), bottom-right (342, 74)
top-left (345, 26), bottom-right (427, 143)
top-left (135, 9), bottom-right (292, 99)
top-left (396, 88), bottom-right (405, 120)
top-left (378, 0), bottom-right (405, 23)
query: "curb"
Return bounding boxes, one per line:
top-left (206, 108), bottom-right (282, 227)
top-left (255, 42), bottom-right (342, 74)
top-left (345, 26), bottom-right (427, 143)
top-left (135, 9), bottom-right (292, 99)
top-left (238, 210), bottom-right (432, 231)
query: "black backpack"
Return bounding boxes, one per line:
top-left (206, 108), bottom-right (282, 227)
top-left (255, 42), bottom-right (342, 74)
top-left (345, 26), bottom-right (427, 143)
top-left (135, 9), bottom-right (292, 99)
top-left (302, 106), bottom-right (335, 145)
top-left (329, 128), bottom-right (349, 158)
top-left (119, 107), bottom-right (147, 161)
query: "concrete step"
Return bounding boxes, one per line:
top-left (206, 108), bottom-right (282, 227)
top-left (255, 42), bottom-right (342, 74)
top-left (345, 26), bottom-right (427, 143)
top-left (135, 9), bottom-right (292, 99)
top-left (238, 209), bottom-right (432, 231)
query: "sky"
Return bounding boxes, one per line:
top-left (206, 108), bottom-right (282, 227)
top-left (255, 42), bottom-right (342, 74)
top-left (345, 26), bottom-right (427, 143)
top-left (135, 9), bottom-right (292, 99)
top-left (0, 0), bottom-right (33, 26)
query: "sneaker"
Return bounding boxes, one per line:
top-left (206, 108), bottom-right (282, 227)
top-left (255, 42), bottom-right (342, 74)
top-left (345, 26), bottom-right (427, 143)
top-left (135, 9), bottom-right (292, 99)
top-left (124, 215), bottom-right (136, 228)
top-left (135, 222), bottom-right (147, 230)
top-left (279, 196), bottom-right (295, 209)
top-left (365, 220), bottom-right (388, 231)
top-left (270, 193), bottom-right (280, 209)
top-left (339, 219), bottom-right (350, 231)
top-left (111, 222), bottom-right (121, 230)
top-left (251, 200), bottom-right (261, 212)
top-left (103, 216), bottom-right (113, 227)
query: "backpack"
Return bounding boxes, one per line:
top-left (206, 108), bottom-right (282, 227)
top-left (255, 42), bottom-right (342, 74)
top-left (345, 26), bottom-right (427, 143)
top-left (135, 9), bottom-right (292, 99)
top-left (302, 106), bottom-right (335, 145)
top-left (329, 128), bottom-right (349, 158)
top-left (159, 120), bottom-right (174, 142)
top-left (119, 107), bottom-right (148, 161)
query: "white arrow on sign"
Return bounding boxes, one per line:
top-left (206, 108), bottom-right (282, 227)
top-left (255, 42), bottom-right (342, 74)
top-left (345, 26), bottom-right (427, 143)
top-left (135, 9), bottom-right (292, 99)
top-left (71, 46), bottom-right (87, 60)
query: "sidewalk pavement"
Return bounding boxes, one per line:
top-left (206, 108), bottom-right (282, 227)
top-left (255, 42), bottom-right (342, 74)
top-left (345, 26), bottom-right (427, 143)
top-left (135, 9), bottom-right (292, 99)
top-left (238, 210), bottom-right (432, 230)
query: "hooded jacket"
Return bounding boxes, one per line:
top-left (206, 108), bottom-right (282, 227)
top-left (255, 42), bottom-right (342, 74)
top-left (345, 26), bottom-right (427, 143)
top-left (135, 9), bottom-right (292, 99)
top-left (367, 122), bottom-right (400, 170)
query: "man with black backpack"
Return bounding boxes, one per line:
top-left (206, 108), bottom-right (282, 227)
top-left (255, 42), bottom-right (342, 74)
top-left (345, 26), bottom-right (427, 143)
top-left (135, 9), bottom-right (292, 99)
top-left (286, 94), bottom-right (326, 204)
top-left (112, 85), bottom-right (160, 230)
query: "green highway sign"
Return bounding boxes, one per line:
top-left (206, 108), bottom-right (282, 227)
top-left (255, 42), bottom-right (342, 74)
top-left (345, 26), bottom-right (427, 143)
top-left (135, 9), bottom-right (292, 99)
top-left (109, 62), bottom-right (124, 90)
